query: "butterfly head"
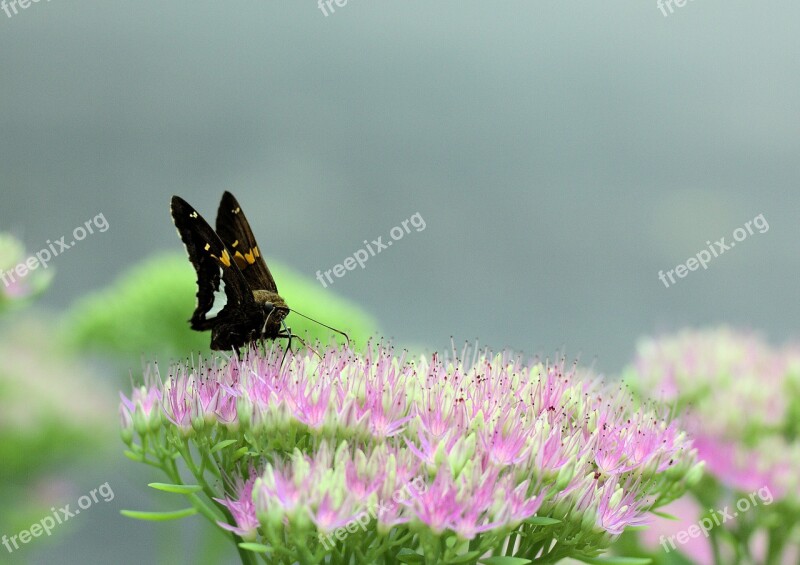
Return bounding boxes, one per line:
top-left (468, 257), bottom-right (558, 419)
top-left (252, 289), bottom-right (289, 337)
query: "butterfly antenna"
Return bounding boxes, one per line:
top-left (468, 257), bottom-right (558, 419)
top-left (287, 309), bottom-right (351, 347)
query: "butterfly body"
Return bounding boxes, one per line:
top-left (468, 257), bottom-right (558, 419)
top-left (170, 192), bottom-right (292, 351)
top-left (206, 299), bottom-right (287, 351)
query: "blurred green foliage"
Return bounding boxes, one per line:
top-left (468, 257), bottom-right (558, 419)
top-left (62, 253), bottom-right (379, 367)
top-left (0, 316), bottom-right (114, 534)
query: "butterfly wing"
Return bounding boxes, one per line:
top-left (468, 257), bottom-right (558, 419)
top-left (170, 195), bottom-right (255, 330)
top-left (215, 191), bottom-right (279, 293)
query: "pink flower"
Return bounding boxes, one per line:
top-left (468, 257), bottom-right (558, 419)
top-left (124, 342), bottom-right (699, 561)
top-left (479, 409), bottom-right (531, 466)
top-left (594, 480), bottom-right (649, 536)
top-left (403, 469), bottom-right (460, 534)
top-left (214, 475), bottom-right (259, 541)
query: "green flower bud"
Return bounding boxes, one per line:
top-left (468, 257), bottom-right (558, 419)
top-left (556, 460), bottom-right (576, 490)
top-left (120, 426), bottom-right (134, 446)
top-left (447, 433), bottom-right (476, 477)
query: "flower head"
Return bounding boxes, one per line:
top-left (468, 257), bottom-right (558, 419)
top-left (214, 473), bottom-right (259, 541)
top-left (123, 342), bottom-right (699, 562)
top-left (628, 328), bottom-right (800, 500)
top-left (627, 328), bottom-right (800, 564)
top-left (0, 233), bottom-right (52, 311)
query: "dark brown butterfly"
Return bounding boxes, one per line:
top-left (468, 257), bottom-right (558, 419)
top-left (170, 191), bottom-right (345, 351)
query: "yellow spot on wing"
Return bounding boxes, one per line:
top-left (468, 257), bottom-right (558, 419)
top-left (232, 240), bottom-right (239, 248)
top-left (190, 211), bottom-right (198, 218)
top-left (254, 246), bottom-right (260, 258)
top-left (217, 249), bottom-right (231, 267)
top-left (204, 243), bottom-right (211, 251)
top-left (244, 250), bottom-right (256, 264)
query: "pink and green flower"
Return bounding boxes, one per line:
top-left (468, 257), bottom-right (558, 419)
top-left (122, 343), bottom-right (700, 564)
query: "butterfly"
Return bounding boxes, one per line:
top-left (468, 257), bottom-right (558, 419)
top-left (170, 191), bottom-right (346, 351)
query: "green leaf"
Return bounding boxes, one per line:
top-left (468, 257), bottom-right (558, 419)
top-left (396, 548), bottom-right (425, 563)
top-left (651, 510), bottom-right (679, 521)
top-left (523, 516), bottom-right (561, 526)
top-left (211, 439), bottom-right (238, 453)
top-left (232, 446), bottom-right (250, 462)
top-left (120, 508), bottom-right (198, 521)
top-left (238, 543), bottom-right (272, 554)
top-left (147, 482), bottom-right (203, 494)
top-left (479, 558), bottom-right (533, 565)
top-left (580, 557), bottom-right (652, 565)
top-left (449, 551), bottom-right (482, 564)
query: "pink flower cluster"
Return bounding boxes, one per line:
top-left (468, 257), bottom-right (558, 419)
top-left (629, 328), bottom-right (800, 565)
top-left (0, 233), bottom-right (52, 307)
top-left (122, 343), bottom-right (699, 558)
top-left (629, 328), bottom-right (800, 499)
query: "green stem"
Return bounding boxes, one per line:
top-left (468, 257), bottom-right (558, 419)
top-left (168, 441), bottom-right (257, 565)
top-left (505, 530), bottom-right (517, 556)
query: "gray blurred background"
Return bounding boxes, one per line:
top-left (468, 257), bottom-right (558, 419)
top-left (1, 1), bottom-right (798, 563)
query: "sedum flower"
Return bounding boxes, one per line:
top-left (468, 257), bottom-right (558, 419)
top-left (122, 343), bottom-right (699, 564)
top-left (626, 327), bottom-right (800, 565)
top-left (119, 381), bottom-right (161, 438)
top-left (215, 474), bottom-right (259, 541)
top-left (0, 233), bottom-right (52, 312)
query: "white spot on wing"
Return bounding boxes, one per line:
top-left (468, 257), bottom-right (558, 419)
top-left (207, 280), bottom-right (228, 316)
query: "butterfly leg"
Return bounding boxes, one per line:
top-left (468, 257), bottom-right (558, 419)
top-left (278, 321), bottom-right (322, 362)
top-left (277, 320), bottom-right (298, 368)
